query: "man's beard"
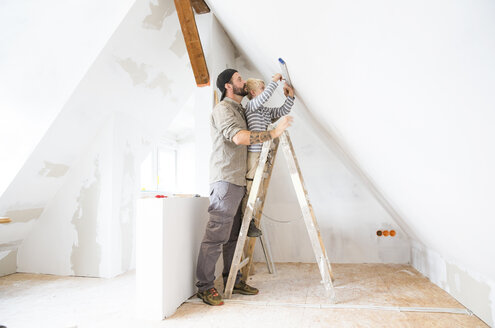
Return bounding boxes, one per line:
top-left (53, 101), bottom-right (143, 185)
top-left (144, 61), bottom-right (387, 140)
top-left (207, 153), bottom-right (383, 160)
top-left (233, 83), bottom-right (248, 97)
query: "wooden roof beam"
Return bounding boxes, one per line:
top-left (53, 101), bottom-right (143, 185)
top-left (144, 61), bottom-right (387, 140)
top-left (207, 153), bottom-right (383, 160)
top-left (0, 217), bottom-right (12, 224)
top-left (174, 0), bottom-right (210, 87)
top-left (191, 0), bottom-right (210, 14)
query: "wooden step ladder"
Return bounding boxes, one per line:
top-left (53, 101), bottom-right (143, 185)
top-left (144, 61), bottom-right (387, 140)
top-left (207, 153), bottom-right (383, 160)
top-left (224, 130), bottom-right (335, 299)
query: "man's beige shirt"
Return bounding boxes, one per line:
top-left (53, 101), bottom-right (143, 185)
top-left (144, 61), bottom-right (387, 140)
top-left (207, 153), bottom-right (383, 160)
top-left (209, 97), bottom-right (247, 187)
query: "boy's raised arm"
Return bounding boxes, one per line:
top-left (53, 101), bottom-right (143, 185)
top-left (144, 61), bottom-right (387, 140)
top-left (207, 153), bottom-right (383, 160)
top-left (245, 73), bottom-right (283, 112)
top-left (268, 84), bottom-right (295, 120)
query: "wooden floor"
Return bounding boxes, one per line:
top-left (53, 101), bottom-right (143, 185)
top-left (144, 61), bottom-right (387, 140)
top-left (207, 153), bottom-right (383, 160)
top-left (0, 263), bottom-right (489, 327)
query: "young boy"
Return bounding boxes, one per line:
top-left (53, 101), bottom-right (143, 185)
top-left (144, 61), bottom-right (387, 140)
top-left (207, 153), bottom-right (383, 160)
top-left (242, 73), bottom-right (295, 237)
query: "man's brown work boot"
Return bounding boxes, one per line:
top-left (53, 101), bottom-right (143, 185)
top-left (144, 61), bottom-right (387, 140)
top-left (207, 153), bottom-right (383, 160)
top-left (247, 219), bottom-right (262, 237)
top-left (232, 280), bottom-right (259, 295)
top-left (197, 287), bottom-right (224, 306)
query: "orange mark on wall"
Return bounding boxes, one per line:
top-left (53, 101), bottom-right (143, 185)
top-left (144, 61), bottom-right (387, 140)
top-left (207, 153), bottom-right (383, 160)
top-left (377, 229), bottom-right (397, 237)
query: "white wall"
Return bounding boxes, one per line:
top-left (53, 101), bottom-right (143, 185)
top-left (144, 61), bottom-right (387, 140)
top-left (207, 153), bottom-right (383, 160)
top-left (8, 0), bottom-right (196, 278)
top-left (254, 103), bottom-right (410, 263)
top-left (207, 0), bottom-right (495, 324)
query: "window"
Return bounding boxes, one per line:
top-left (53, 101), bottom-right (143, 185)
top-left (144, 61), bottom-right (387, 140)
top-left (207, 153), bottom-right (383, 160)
top-left (140, 138), bottom-right (177, 192)
top-left (157, 147), bottom-right (177, 191)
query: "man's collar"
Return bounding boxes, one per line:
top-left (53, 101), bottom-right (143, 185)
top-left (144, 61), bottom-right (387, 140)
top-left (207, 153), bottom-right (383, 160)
top-left (223, 97), bottom-right (243, 109)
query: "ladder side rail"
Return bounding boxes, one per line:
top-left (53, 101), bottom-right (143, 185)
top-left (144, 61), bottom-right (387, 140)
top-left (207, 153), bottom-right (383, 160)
top-left (242, 139), bottom-right (280, 280)
top-left (280, 132), bottom-right (335, 299)
top-left (283, 132), bottom-right (334, 280)
top-left (224, 139), bottom-right (273, 298)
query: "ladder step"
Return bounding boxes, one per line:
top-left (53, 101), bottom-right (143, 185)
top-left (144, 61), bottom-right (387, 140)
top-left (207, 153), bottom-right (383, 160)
top-left (238, 257), bottom-right (250, 269)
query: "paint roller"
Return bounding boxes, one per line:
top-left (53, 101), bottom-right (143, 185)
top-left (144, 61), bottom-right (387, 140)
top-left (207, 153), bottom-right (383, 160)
top-left (278, 58), bottom-right (295, 98)
top-left (278, 58), bottom-right (293, 87)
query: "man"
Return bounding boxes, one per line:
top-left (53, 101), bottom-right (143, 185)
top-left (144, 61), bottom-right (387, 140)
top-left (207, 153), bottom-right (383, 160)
top-left (196, 69), bottom-right (293, 306)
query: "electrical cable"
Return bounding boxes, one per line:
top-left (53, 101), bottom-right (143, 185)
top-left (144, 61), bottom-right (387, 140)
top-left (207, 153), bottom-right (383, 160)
top-left (260, 211), bottom-right (302, 224)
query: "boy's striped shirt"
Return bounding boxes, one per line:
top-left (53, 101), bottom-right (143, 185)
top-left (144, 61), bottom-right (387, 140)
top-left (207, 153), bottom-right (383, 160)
top-left (245, 81), bottom-right (294, 152)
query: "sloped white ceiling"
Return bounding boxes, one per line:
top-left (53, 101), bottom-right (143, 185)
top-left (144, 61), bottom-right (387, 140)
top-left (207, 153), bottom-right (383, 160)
top-left (207, 0), bottom-right (495, 281)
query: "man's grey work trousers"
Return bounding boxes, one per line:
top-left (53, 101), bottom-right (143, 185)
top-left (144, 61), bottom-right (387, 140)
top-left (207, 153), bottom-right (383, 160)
top-left (196, 181), bottom-right (245, 292)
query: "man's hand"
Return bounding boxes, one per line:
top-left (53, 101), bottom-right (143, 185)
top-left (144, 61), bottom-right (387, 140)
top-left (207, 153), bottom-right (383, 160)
top-left (283, 83), bottom-right (294, 98)
top-left (272, 73), bottom-right (283, 82)
top-left (232, 116), bottom-right (294, 145)
top-left (271, 116), bottom-right (293, 139)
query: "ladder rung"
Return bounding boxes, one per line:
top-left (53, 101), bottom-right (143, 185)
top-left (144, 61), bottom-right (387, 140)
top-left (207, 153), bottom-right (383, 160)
top-left (238, 257), bottom-right (250, 269)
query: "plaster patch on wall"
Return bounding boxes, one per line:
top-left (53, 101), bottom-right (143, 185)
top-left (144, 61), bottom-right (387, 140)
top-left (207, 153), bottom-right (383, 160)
top-left (116, 57), bottom-right (173, 96)
top-left (411, 242), bottom-right (447, 289)
top-left (446, 262), bottom-right (493, 326)
top-left (147, 72), bottom-right (172, 96)
top-left (170, 30), bottom-right (186, 58)
top-left (0, 239), bottom-right (22, 252)
top-left (116, 57), bottom-right (149, 86)
top-left (70, 158), bottom-right (102, 277)
top-left (0, 249), bottom-right (17, 276)
top-left (4, 207), bottom-right (44, 223)
top-left (142, 0), bottom-right (174, 30)
top-left (38, 161), bottom-right (70, 178)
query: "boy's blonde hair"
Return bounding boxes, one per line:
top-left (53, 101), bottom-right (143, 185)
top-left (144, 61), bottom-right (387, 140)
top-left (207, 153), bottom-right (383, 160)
top-left (246, 78), bottom-right (265, 100)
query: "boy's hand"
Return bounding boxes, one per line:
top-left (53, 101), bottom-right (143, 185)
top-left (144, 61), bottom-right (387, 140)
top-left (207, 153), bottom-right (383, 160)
top-left (272, 73), bottom-right (283, 82)
top-left (270, 116), bottom-right (293, 139)
top-left (283, 83), bottom-right (295, 98)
